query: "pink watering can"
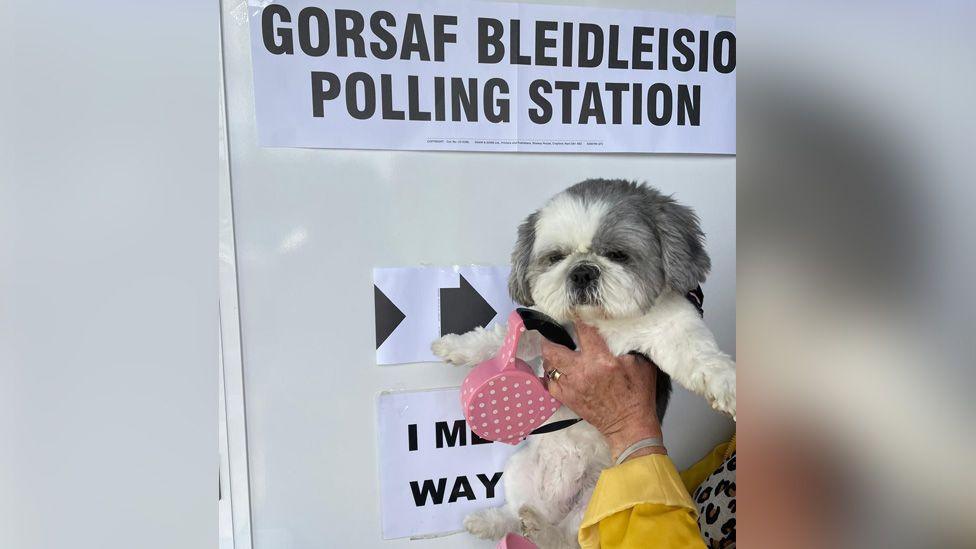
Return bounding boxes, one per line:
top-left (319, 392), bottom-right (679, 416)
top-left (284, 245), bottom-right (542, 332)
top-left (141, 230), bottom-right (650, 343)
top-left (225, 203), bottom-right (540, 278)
top-left (460, 308), bottom-right (576, 445)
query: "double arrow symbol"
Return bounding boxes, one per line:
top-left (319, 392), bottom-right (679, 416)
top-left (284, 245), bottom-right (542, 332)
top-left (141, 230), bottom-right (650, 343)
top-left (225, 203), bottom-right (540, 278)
top-left (374, 274), bottom-right (498, 350)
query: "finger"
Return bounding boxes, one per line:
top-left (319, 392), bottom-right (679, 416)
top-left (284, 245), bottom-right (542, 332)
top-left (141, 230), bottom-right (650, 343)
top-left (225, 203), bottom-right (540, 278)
top-left (546, 372), bottom-right (565, 400)
top-left (548, 363), bottom-right (586, 408)
top-left (544, 361), bottom-right (577, 396)
top-left (541, 340), bottom-right (577, 371)
top-left (574, 321), bottom-right (610, 354)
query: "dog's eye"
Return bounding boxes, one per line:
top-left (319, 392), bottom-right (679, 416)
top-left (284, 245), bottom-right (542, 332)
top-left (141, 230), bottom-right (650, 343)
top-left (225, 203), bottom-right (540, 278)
top-left (605, 250), bottom-right (630, 263)
top-left (546, 252), bottom-right (566, 265)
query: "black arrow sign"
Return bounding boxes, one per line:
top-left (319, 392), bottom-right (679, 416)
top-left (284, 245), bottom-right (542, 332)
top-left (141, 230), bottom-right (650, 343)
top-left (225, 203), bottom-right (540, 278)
top-left (440, 274), bottom-right (497, 336)
top-left (374, 285), bottom-right (406, 349)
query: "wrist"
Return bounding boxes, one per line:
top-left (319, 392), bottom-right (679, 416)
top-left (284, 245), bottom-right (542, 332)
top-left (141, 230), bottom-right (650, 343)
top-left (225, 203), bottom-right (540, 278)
top-left (603, 419), bottom-right (663, 461)
top-left (617, 445), bottom-right (667, 464)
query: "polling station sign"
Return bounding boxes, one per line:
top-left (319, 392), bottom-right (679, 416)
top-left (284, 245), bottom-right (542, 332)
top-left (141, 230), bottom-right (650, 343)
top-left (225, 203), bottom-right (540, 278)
top-left (247, 0), bottom-right (736, 153)
top-left (377, 388), bottom-right (521, 538)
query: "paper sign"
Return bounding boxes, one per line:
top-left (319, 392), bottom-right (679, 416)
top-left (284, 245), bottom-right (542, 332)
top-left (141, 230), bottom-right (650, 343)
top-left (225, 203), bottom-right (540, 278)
top-left (247, 0), bottom-right (736, 154)
top-left (377, 388), bottom-right (521, 539)
top-left (373, 265), bottom-right (515, 365)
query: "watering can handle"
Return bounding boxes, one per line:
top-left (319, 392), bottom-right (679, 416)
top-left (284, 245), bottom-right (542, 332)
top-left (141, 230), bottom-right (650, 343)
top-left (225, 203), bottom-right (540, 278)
top-left (516, 308), bottom-right (576, 351)
top-left (498, 309), bottom-right (576, 371)
top-left (496, 311), bottom-right (526, 368)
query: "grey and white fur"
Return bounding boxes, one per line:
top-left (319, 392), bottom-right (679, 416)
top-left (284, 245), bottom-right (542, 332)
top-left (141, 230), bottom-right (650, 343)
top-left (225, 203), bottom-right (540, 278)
top-left (432, 179), bottom-right (736, 548)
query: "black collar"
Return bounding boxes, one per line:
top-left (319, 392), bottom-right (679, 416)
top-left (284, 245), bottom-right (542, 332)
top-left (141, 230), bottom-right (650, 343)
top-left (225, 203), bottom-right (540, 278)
top-left (529, 418), bottom-right (582, 436)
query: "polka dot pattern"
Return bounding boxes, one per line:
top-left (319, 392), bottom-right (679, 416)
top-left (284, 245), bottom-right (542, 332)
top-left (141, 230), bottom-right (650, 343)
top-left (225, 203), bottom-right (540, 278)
top-left (459, 310), bottom-right (563, 445)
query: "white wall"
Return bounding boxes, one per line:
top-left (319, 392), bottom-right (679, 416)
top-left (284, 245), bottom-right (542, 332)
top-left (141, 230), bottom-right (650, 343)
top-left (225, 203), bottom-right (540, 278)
top-left (219, 1), bottom-right (735, 547)
top-left (2, 2), bottom-right (217, 548)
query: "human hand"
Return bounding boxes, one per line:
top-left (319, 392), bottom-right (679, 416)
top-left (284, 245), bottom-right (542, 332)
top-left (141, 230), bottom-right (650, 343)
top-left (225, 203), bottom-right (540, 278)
top-left (542, 321), bottom-right (665, 462)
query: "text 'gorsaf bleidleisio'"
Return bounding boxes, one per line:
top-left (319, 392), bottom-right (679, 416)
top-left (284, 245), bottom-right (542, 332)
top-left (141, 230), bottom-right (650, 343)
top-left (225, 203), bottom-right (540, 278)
top-left (261, 5), bottom-right (735, 126)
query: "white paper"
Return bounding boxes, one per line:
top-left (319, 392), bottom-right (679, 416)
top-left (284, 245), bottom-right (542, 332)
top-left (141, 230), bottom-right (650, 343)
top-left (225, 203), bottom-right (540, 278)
top-left (248, 0), bottom-right (735, 154)
top-left (374, 265), bottom-right (515, 365)
top-left (377, 388), bottom-right (521, 539)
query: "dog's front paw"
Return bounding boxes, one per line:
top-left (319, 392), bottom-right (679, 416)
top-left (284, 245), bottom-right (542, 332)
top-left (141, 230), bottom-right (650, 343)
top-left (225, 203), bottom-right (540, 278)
top-left (463, 508), bottom-right (509, 541)
top-left (705, 367), bottom-right (736, 420)
top-left (518, 505), bottom-right (546, 541)
top-left (431, 334), bottom-right (472, 366)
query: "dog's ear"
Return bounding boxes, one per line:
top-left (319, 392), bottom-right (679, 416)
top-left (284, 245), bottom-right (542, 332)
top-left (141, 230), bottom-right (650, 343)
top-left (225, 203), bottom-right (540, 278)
top-left (648, 190), bottom-right (711, 292)
top-left (508, 211), bottom-right (538, 306)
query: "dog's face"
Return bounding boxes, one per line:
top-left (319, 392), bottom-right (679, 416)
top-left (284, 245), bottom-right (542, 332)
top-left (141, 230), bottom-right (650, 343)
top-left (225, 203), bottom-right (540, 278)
top-left (509, 179), bottom-right (711, 322)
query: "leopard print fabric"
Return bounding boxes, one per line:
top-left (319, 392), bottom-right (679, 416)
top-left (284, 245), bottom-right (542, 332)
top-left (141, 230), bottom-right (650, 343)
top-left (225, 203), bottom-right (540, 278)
top-left (692, 452), bottom-right (736, 548)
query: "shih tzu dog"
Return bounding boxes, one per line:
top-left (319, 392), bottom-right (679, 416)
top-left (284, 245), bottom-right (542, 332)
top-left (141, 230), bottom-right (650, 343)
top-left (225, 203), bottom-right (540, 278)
top-left (432, 179), bottom-right (736, 548)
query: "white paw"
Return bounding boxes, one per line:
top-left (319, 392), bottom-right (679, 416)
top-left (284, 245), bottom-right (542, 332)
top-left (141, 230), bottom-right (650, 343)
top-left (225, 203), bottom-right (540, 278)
top-left (463, 510), bottom-right (506, 540)
top-left (706, 367), bottom-right (736, 420)
top-left (518, 505), bottom-right (545, 540)
top-left (431, 334), bottom-right (472, 366)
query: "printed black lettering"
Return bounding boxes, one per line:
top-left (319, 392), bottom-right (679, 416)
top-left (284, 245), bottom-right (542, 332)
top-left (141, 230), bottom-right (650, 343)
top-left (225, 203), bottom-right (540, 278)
top-left (381, 74), bottom-right (405, 120)
top-left (407, 423), bottom-right (418, 452)
top-left (509, 19), bottom-right (532, 65)
top-left (672, 28), bottom-right (695, 71)
top-left (528, 80), bottom-right (553, 124)
top-left (448, 476), bottom-right (475, 503)
top-left (407, 75), bottom-right (432, 120)
top-left (401, 13), bottom-right (431, 61)
top-left (561, 22), bottom-right (574, 67)
top-left (657, 27), bottom-right (669, 70)
top-left (451, 78), bottom-right (478, 122)
top-left (478, 18), bottom-right (505, 63)
top-left (410, 478), bottom-right (447, 506)
top-left (604, 82), bottom-right (629, 124)
top-left (632, 27), bottom-right (654, 70)
top-left (535, 21), bottom-right (558, 66)
top-left (310, 71), bottom-right (340, 117)
top-left (698, 30), bottom-right (710, 72)
top-left (484, 78), bottom-right (510, 123)
top-left (578, 23), bottom-right (604, 68)
top-left (433, 15), bottom-right (458, 62)
top-left (476, 472), bottom-right (503, 499)
top-left (334, 9), bottom-right (365, 57)
top-left (713, 31), bottom-right (736, 73)
top-left (632, 82), bottom-right (643, 124)
top-left (554, 81), bottom-right (580, 123)
top-left (346, 72), bottom-right (376, 120)
top-left (262, 4), bottom-right (294, 55)
top-left (369, 11), bottom-right (397, 60)
top-left (607, 25), bottom-right (627, 69)
top-left (677, 84), bottom-right (700, 126)
top-left (579, 82), bottom-right (606, 124)
top-left (435, 420), bottom-right (467, 448)
top-left (433, 76), bottom-right (446, 121)
top-left (647, 83), bottom-right (672, 126)
top-left (297, 7), bottom-right (328, 56)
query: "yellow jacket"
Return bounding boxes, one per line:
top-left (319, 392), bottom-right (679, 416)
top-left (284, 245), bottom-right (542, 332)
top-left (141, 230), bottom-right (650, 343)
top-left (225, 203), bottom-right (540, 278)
top-left (578, 436), bottom-right (736, 549)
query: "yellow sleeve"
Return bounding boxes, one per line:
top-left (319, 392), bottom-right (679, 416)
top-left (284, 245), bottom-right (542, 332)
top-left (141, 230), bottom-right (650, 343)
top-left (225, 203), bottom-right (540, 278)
top-left (578, 454), bottom-right (706, 549)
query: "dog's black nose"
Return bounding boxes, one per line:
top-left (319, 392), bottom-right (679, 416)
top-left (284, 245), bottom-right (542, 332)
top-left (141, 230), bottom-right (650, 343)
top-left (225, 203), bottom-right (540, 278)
top-left (569, 264), bottom-right (600, 289)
